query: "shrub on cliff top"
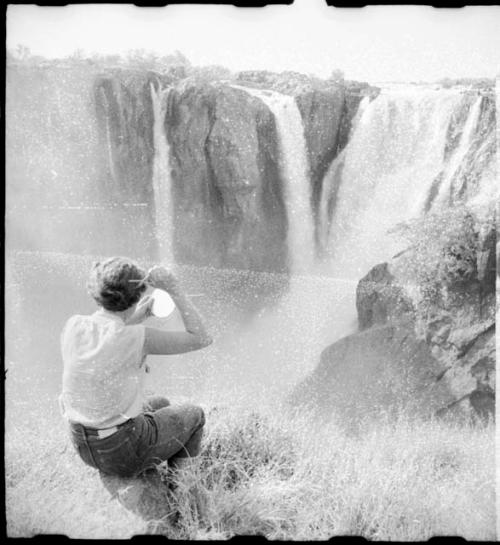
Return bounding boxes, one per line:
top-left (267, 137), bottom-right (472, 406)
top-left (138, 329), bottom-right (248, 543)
top-left (391, 205), bottom-right (496, 308)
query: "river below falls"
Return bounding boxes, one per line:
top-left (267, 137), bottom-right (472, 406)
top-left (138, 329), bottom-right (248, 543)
top-left (6, 251), bottom-right (359, 424)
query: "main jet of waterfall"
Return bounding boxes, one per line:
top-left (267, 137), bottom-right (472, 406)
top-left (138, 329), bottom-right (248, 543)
top-left (317, 96), bottom-right (371, 254)
top-left (231, 84), bottom-right (315, 275)
top-left (150, 81), bottom-right (175, 264)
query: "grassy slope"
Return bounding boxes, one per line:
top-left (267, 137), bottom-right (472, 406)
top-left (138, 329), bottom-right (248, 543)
top-left (6, 404), bottom-right (495, 540)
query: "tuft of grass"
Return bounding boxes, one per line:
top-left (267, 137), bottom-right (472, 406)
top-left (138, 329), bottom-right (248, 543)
top-left (6, 404), bottom-right (495, 540)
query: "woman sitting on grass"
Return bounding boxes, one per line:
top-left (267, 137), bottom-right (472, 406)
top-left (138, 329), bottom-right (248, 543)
top-left (59, 257), bottom-right (212, 479)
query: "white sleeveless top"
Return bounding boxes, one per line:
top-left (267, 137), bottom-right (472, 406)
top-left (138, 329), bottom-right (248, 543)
top-left (59, 309), bottom-right (147, 428)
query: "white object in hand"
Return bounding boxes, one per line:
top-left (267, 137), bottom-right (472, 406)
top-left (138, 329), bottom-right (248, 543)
top-left (151, 288), bottom-right (176, 318)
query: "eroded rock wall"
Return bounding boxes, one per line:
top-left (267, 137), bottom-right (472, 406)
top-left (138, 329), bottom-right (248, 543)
top-left (167, 78), bottom-right (288, 271)
top-left (7, 62), bottom-right (377, 269)
top-left (292, 220), bottom-right (496, 423)
top-left (94, 70), bottom-right (157, 204)
top-left (6, 63), bottom-right (157, 257)
top-left (235, 71), bottom-right (378, 217)
top-left (163, 72), bottom-right (376, 270)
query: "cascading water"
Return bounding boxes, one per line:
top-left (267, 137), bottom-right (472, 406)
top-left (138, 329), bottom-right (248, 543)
top-left (319, 87), bottom-right (494, 281)
top-left (232, 85), bottom-right (315, 274)
top-left (99, 87), bottom-right (117, 186)
top-left (150, 81), bottom-right (174, 264)
top-left (432, 95), bottom-right (483, 209)
top-left (317, 96), bottom-right (371, 254)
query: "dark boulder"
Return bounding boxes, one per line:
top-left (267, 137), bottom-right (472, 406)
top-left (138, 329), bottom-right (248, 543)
top-left (290, 324), bottom-right (453, 427)
top-left (356, 262), bottom-right (414, 330)
top-left (294, 216), bottom-right (496, 423)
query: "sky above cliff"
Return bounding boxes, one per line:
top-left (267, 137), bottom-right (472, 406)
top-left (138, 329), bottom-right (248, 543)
top-left (7, 2), bottom-right (500, 83)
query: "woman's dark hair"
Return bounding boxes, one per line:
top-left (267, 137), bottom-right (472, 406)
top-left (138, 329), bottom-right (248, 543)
top-left (87, 257), bottom-right (147, 312)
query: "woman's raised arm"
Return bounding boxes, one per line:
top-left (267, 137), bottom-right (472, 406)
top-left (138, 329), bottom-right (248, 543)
top-left (143, 266), bottom-right (212, 356)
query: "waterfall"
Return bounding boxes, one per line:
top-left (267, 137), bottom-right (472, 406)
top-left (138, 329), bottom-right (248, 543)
top-left (431, 95), bottom-right (483, 209)
top-left (439, 94), bottom-right (497, 209)
top-left (150, 82), bottom-right (174, 263)
top-left (99, 87), bottom-right (117, 186)
top-left (318, 96), bottom-right (370, 253)
top-left (318, 87), bottom-right (489, 280)
top-left (232, 85), bottom-right (315, 274)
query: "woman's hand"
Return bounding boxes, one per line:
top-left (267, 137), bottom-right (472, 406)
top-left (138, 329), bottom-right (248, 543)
top-left (146, 266), bottom-right (181, 296)
top-left (142, 266), bottom-right (212, 354)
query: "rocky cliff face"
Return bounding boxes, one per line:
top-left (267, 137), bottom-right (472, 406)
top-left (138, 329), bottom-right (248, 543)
top-left (6, 64), bottom-right (157, 257)
top-left (291, 219), bottom-right (496, 423)
top-left (295, 88), bottom-right (344, 212)
top-left (162, 71), bottom-right (377, 270)
top-left (356, 262), bottom-right (415, 330)
top-left (167, 77), bottom-right (288, 271)
top-left (235, 71), bottom-right (378, 217)
top-left (94, 70), bottom-right (156, 204)
top-left (7, 60), bottom-right (377, 269)
top-left (408, 221), bottom-right (496, 420)
top-left (90, 69), bottom-right (377, 271)
top-left (93, 69), bottom-right (186, 258)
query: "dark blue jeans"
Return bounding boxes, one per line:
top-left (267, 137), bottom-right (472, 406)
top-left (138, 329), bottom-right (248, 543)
top-left (70, 396), bottom-right (205, 478)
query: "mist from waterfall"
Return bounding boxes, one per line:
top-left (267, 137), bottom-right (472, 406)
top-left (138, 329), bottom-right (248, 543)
top-left (8, 73), bottom-right (496, 418)
top-left (232, 85), bottom-right (315, 274)
top-left (6, 59), bottom-right (497, 540)
top-left (319, 87), bottom-right (492, 281)
top-left (150, 82), bottom-right (175, 264)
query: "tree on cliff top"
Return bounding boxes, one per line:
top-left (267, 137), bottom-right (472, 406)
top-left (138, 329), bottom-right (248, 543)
top-left (7, 46), bottom-right (192, 73)
top-left (7, 45), bottom-right (45, 66)
top-left (126, 48), bottom-right (191, 71)
top-left (391, 205), bottom-right (496, 309)
top-left (329, 69), bottom-right (345, 83)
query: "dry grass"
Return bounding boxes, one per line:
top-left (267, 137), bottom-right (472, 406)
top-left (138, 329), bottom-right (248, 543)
top-left (6, 404), bottom-right (495, 540)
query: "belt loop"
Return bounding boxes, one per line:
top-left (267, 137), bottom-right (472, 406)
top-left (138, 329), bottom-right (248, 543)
top-left (82, 423), bottom-right (89, 441)
top-left (79, 425), bottom-right (99, 468)
top-left (86, 434), bottom-right (99, 468)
